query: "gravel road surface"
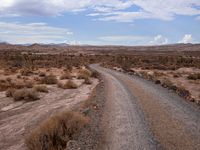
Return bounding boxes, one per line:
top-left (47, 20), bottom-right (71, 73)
top-left (90, 64), bottom-right (200, 150)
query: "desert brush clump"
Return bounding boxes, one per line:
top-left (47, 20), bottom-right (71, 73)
top-left (187, 73), bottom-right (200, 80)
top-left (84, 77), bottom-right (92, 85)
top-left (20, 68), bottom-right (33, 76)
top-left (57, 80), bottom-right (78, 89)
top-left (77, 69), bottom-right (92, 79)
top-left (6, 88), bottom-right (39, 101)
top-left (34, 85), bottom-right (48, 93)
top-left (41, 74), bottom-right (57, 84)
top-left (60, 72), bottom-right (72, 80)
top-left (25, 111), bottom-right (89, 150)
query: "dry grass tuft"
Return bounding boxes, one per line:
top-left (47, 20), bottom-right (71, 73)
top-left (58, 80), bottom-right (78, 89)
top-left (34, 85), bottom-right (48, 93)
top-left (41, 74), bottom-right (57, 84)
top-left (20, 68), bottom-right (33, 76)
top-left (77, 69), bottom-right (92, 79)
top-left (60, 72), bottom-right (72, 80)
top-left (8, 88), bottom-right (39, 101)
top-left (84, 77), bottom-right (92, 85)
top-left (6, 88), bottom-right (15, 97)
top-left (187, 73), bottom-right (200, 80)
top-left (25, 111), bottom-right (89, 150)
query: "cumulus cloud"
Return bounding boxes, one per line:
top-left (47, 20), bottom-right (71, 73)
top-left (149, 35), bottom-right (168, 45)
top-left (0, 21), bottom-right (72, 44)
top-left (0, 0), bottom-right (200, 22)
top-left (178, 34), bottom-right (193, 43)
top-left (98, 35), bottom-right (169, 45)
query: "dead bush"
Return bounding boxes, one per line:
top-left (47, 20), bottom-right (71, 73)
top-left (77, 69), bottom-right (92, 79)
top-left (6, 88), bottom-right (15, 97)
top-left (38, 72), bottom-right (46, 77)
top-left (25, 111), bottom-right (89, 150)
top-left (20, 68), bottom-right (33, 76)
top-left (12, 88), bottom-right (39, 101)
top-left (187, 73), bottom-right (200, 80)
top-left (60, 72), bottom-right (72, 80)
top-left (34, 85), bottom-right (48, 93)
top-left (58, 80), bottom-right (78, 89)
top-left (91, 70), bottom-right (99, 78)
top-left (41, 74), bottom-right (57, 84)
top-left (84, 77), bottom-right (92, 85)
top-left (0, 80), bottom-right (11, 91)
top-left (25, 81), bottom-right (34, 88)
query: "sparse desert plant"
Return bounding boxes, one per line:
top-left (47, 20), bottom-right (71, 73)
top-left (41, 74), bottom-right (57, 84)
top-left (6, 88), bottom-right (15, 97)
top-left (17, 75), bottom-right (22, 79)
top-left (34, 85), bottom-right (48, 93)
top-left (24, 81), bottom-right (34, 88)
top-left (20, 68), bottom-right (33, 76)
top-left (84, 77), bottom-right (92, 85)
top-left (25, 111), bottom-right (89, 150)
top-left (187, 73), bottom-right (200, 80)
top-left (161, 78), bottom-right (174, 88)
top-left (12, 88), bottom-right (39, 101)
top-left (38, 72), bottom-right (46, 77)
top-left (58, 80), bottom-right (78, 89)
top-left (77, 69), bottom-right (92, 79)
top-left (60, 72), bottom-right (72, 80)
top-left (91, 70), bottom-right (99, 78)
top-left (0, 79), bottom-right (11, 91)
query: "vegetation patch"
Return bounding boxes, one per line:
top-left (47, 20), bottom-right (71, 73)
top-left (58, 80), bottom-right (78, 89)
top-left (6, 88), bottom-right (39, 101)
top-left (41, 74), bottom-right (57, 85)
top-left (25, 111), bottom-right (89, 150)
top-left (34, 85), bottom-right (48, 93)
top-left (187, 73), bottom-right (200, 80)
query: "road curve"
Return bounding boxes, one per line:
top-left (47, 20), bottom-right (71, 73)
top-left (90, 64), bottom-right (200, 150)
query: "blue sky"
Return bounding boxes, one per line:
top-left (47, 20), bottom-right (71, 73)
top-left (0, 0), bottom-right (200, 45)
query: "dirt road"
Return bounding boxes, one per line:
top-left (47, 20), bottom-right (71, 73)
top-left (90, 64), bottom-right (200, 150)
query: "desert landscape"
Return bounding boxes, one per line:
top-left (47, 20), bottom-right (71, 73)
top-left (0, 43), bottom-right (200, 150)
top-left (1, 1), bottom-right (200, 149)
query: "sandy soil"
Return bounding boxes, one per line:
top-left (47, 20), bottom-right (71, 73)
top-left (0, 79), bottom-right (98, 150)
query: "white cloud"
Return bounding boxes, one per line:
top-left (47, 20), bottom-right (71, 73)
top-left (178, 34), bottom-right (193, 43)
top-left (0, 22), bottom-right (72, 44)
top-left (99, 35), bottom-right (169, 45)
top-left (149, 35), bottom-right (168, 45)
top-left (0, 0), bottom-right (200, 22)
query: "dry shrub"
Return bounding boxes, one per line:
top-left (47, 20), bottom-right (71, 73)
top-left (34, 85), bottom-right (48, 93)
top-left (12, 88), bottom-right (39, 101)
top-left (6, 88), bottom-right (15, 97)
top-left (187, 73), bottom-right (200, 80)
top-left (17, 75), bottom-right (22, 79)
top-left (58, 80), bottom-right (78, 89)
top-left (25, 81), bottom-right (34, 88)
top-left (39, 72), bottom-right (46, 77)
top-left (25, 111), bottom-right (89, 150)
top-left (77, 69), bottom-right (92, 79)
top-left (84, 77), bottom-right (92, 85)
top-left (41, 74), bottom-right (57, 84)
top-left (91, 70), bottom-right (99, 78)
top-left (161, 78), bottom-right (175, 89)
top-left (20, 68), bottom-right (33, 76)
top-left (60, 72), bottom-right (72, 80)
top-left (0, 79), bottom-right (11, 91)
